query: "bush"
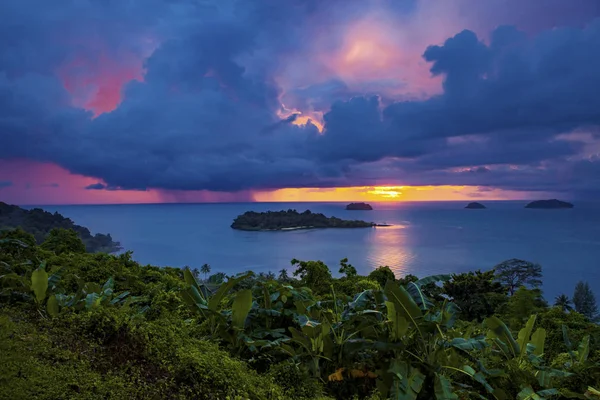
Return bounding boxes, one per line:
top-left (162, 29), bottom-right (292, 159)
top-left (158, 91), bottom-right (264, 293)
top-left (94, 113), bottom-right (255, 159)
top-left (41, 228), bottom-right (86, 255)
top-left (367, 266), bottom-right (395, 288)
top-left (268, 361), bottom-right (324, 399)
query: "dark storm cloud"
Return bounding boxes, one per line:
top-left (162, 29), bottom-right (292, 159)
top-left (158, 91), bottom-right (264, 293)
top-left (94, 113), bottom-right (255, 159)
top-left (1, 0), bottom-right (600, 196)
top-left (309, 20), bottom-right (600, 196)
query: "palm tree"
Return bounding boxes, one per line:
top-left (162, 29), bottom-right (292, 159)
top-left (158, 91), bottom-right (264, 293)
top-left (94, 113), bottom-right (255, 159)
top-left (278, 268), bottom-right (289, 282)
top-left (554, 293), bottom-right (573, 312)
top-left (200, 263), bottom-right (211, 282)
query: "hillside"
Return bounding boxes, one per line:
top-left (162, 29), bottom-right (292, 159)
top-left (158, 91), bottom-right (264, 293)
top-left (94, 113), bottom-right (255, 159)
top-left (0, 202), bottom-right (120, 253)
top-left (0, 234), bottom-right (599, 399)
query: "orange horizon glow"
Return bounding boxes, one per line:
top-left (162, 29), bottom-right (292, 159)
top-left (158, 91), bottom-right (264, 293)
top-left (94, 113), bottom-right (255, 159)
top-left (0, 160), bottom-right (543, 206)
top-left (252, 185), bottom-right (535, 203)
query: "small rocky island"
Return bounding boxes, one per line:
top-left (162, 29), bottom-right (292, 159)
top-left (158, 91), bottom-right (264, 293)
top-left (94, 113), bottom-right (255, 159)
top-left (465, 202), bottom-right (486, 209)
top-left (231, 209), bottom-right (378, 231)
top-left (345, 202), bottom-right (373, 210)
top-left (525, 199), bottom-right (574, 209)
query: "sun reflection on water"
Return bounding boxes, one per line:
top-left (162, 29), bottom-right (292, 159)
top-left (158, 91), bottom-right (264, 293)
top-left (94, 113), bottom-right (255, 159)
top-left (365, 224), bottom-right (416, 278)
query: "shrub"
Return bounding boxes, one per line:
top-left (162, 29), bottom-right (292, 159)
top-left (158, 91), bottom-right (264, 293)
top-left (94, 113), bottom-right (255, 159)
top-left (268, 361), bottom-right (324, 400)
top-left (367, 266), bottom-right (395, 288)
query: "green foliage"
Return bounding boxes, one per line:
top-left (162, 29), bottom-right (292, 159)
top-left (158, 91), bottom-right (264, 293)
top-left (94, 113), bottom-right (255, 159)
top-left (573, 281), bottom-right (599, 321)
top-left (494, 258), bottom-right (543, 295)
top-left (41, 228), bottom-right (87, 255)
top-left (501, 286), bottom-right (547, 329)
top-left (292, 259), bottom-right (333, 295)
top-left (268, 362), bottom-right (324, 399)
top-left (555, 294), bottom-right (574, 312)
top-left (368, 266), bottom-right (395, 288)
top-left (339, 258), bottom-right (358, 278)
top-left (442, 269), bottom-right (507, 321)
top-left (0, 202), bottom-right (120, 253)
top-left (2, 234), bottom-right (599, 400)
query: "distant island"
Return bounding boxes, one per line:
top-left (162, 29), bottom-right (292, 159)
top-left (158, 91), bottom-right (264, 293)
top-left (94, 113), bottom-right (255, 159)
top-left (345, 202), bottom-right (373, 210)
top-left (0, 202), bottom-right (121, 253)
top-left (465, 202), bottom-right (486, 209)
top-left (525, 199), bottom-right (574, 209)
top-left (231, 209), bottom-right (379, 231)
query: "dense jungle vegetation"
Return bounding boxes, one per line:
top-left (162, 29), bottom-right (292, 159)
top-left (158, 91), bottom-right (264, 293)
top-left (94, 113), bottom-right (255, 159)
top-left (0, 202), bottom-right (120, 253)
top-left (1, 226), bottom-right (600, 399)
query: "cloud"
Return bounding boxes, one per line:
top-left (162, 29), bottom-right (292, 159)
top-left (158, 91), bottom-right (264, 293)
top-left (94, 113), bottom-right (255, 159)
top-left (0, 180), bottom-right (12, 189)
top-left (85, 183), bottom-right (106, 190)
top-left (1, 1), bottom-right (600, 198)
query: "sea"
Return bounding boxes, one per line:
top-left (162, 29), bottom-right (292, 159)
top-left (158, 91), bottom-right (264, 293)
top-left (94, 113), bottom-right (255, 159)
top-left (37, 201), bottom-right (600, 300)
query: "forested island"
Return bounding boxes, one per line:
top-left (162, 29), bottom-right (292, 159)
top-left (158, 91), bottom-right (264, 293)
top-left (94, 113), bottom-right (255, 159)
top-left (525, 199), bottom-right (574, 209)
top-left (231, 209), bottom-right (376, 231)
top-left (345, 202), bottom-right (373, 210)
top-left (1, 228), bottom-right (599, 399)
top-left (0, 201), bottom-right (120, 253)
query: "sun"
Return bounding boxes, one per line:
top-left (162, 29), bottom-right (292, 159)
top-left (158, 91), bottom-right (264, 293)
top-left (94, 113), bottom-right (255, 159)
top-left (367, 186), bottom-right (404, 199)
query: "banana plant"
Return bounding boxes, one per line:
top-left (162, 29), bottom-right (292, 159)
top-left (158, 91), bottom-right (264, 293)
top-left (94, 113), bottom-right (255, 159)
top-left (181, 269), bottom-right (253, 340)
top-left (376, 278), bottom-right (499, 400)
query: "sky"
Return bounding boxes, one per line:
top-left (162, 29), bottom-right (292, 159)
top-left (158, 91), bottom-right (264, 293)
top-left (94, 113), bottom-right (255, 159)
top-left (1, 0), bottom-right (600, 205)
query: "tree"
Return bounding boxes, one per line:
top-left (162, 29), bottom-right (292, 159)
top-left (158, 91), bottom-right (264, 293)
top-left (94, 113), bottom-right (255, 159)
top-left (573, 281), bottom-right (598, 321)
top-left (494, 258), bottom-right (542, 295)
top-left (278, 268), bottom-right (289, 282)
top-left (200, 263), bottom-right (211, 281)
top-left (501, 286), bottom-right (547, 328)
top-left (367, 266), bottom-right (395, 288)
top-left (554, 294), bottom-right (573, 312)
top-left (338, 258), bottom-right (357, 278)
top-left (442, 270), bottom-right (508, 321)
top-left (40, 228), bottom-right (86, 255)
top-left (291, 259), bottom-right (332, 294)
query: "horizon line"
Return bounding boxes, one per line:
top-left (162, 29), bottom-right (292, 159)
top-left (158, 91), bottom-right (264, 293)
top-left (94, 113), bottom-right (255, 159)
top-left (11, 198), bottom-right (581, 207)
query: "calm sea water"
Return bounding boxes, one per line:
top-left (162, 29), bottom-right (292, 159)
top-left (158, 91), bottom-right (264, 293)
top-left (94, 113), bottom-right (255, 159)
top-left (38, 201), bottom-right (600, 300)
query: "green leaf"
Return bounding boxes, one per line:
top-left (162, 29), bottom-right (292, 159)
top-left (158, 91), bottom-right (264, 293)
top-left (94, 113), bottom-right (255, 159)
top-left (384, 280), bottom-right (422, 336)
top-left (414, 274), bottom-right (453, 287)
top-left (519, 386), bottom-right (560, 400)
top-left (110, 291), bottom-right (130, 305)
top-left (389, 360), bottom-right (425, 400)
top-left (386, 301), bottom-right (409, 340)
top-left (485, 316), bottom-right (519, 359)
top-left (531, 328), bottom-right (547, 356)
top-left (460, 365), bottom-right (494, 393)
top-left (208, 272), bottom-right (252, 311)
top-left (31, 266), bottom-right (48, 303)
top-left (232, 289), bottom-right (252, 329)
top-left (434, 373), bottom-right (458, 399)
top-left (449, 337), bottom-right (488, 352)
top-left (47, 267), bottom-right (63, 290)
top-left (578, 335), bottom-right (590, 363)
top-left (85, 293), bottom-right (100, 310)
top-left (184, 267), bottom-right (198, 288)
top-left (46, 294), bottom-right (59, 317)
top-left (102, 277), bottom-right (114, 294)
top-left (563, 325), bottom-right (577, 361)
top-left (518, 315), bottom-right (537, 359)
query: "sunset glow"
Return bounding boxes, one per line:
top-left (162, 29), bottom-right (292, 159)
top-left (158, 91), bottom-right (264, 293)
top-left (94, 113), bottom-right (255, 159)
top-left (252, 185), bottom-right (530, 203)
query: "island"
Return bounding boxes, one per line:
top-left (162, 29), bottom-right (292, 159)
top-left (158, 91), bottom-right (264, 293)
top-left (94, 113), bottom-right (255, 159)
top-left (0, 201), bottom-right (121, 253)
top-left (231, 209), bottom-right (378, 231)
top-left (465, 202), bottom-right (486, 209)
top-left (345, 202), bottom-right (373, 210)
top-left (525, 199), bottom-right (574, 209)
